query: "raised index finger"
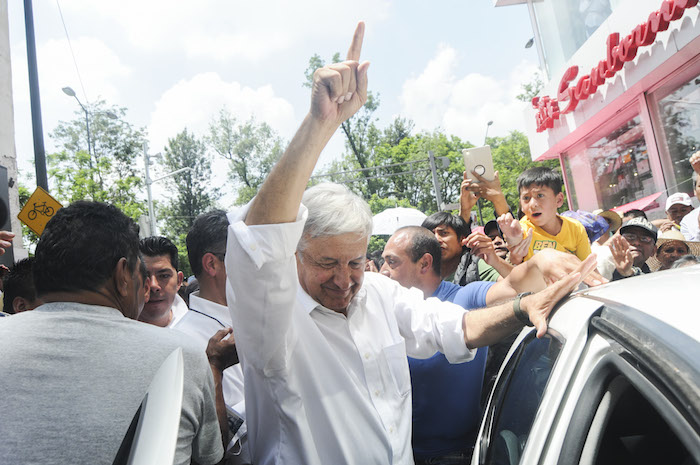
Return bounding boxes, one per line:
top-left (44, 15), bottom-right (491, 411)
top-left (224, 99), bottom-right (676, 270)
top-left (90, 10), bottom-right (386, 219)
top-left (346, 21), bottom-right (365, 61)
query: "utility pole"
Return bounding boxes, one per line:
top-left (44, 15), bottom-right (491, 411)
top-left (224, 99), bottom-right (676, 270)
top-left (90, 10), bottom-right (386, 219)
top-left (23, 0), bottom-right (47, 190)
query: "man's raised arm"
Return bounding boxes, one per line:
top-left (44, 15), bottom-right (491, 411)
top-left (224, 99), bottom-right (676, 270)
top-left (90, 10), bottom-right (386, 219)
top-left (246, 22), bottom-right (370, 226)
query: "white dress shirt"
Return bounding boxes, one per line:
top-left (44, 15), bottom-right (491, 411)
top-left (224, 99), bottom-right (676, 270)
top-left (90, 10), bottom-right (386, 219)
top-left (680, 206), bottom-right (700, 241)
top-left (225, 203), bottom-right (474, 465)
top-left (167, 293), bottom-right (190, 328)
top-left (173, 292), bottom-right (246, 420)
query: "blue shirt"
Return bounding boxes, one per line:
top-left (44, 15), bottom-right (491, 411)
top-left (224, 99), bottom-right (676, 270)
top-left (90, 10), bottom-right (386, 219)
top-left (409, 280), bottom-right (494, 459)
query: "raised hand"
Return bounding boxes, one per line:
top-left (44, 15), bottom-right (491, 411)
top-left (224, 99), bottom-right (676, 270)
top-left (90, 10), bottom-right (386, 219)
top-left (609, 234), bottom-right (634, 277)
top-left (464, 232), bottom-right (496, 264)
top-left (310, 22), bottom-right (370, 126)
top-left (497, 212), bottom-right (524, 247)
top-left (690, 150), bottom-right (700, 175)
top-left (459, 171), bottom-right (479, 222)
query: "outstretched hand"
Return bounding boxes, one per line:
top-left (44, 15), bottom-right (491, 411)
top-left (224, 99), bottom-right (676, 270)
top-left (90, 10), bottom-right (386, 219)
top-left (531, 248), bottom-right (606, 287)
top-left (522, 270), bottom-right (582, 338)
top-left (310, 22), bottom-right (370, 127)
top-left (0, 231), bottom-right (14, 256)
top-left (609, 234), bottom-right (634, 276)
top-left (464, 232), bottom-right (496, 264)
top-left (497, 213), bottom-right (524, 247)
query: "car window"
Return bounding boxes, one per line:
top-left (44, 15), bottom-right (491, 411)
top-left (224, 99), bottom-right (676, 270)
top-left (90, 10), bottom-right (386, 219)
top-left (587, 377), bottom-right (698, 465)
top-left (480, 332), bottom-right (563, 465)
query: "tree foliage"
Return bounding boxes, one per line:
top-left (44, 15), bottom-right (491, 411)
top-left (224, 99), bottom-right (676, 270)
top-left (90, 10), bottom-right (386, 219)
top-left (207, 109), bottom-right (284, 205)
top-left (516, 71), bottom-right (544, 103)
top-left (47, 100), bottom-right (146, 219)
top-left (158, 129), bottom-right (220, 275)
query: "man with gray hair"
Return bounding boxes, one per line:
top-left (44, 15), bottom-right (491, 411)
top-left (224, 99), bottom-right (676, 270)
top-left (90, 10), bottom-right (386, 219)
top-left (225, 23), bottom-right (594, 465)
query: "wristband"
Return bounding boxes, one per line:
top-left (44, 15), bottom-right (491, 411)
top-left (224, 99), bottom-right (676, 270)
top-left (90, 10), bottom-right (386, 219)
top-left (513, 292), bottom-right (534, 327)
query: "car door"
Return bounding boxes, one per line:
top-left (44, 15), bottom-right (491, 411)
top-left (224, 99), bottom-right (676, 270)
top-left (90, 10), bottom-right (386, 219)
top-left (472, 295), bottom-right (603, 465)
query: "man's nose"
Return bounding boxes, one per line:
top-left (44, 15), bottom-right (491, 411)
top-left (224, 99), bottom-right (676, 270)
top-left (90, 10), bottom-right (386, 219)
top-left (333, 265), bottom-right (353, 289)
top-left (380, 262), bottom-right (390, 277)
top-left (148, 275), bottom-right (160, 291)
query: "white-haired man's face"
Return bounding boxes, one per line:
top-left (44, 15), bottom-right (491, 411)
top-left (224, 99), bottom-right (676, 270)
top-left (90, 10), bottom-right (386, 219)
top-left (296, 233), bottom-right (367, 314)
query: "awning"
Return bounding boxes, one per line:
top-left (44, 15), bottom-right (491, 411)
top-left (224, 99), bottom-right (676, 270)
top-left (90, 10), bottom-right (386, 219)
top-left (610, 191), bottom-right (663, 214)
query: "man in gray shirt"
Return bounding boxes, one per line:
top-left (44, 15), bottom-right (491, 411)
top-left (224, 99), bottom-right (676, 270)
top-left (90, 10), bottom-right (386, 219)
top-left (0, 201), bottom-right (224, 465)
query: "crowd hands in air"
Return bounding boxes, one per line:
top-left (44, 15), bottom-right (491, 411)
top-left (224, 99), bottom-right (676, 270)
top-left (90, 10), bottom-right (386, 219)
top-left (1, 21), bottom-right (699, 465)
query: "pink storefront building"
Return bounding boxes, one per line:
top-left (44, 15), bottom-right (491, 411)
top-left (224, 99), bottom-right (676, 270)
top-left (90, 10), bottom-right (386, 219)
top-left (497, 0), bottom-right (700, 217)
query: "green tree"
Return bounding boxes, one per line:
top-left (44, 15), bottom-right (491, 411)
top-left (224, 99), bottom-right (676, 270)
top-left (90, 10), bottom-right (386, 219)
top-left (207, 109), bottom-right (284, 205)
top-left (48, 100), bottom-right (146, 219)
top-left (516, 71), bottom-right (544, 103)
top-left (158, 129), bottom-right (220, 275)
top-left (304, 53), bottom-right (381, 195)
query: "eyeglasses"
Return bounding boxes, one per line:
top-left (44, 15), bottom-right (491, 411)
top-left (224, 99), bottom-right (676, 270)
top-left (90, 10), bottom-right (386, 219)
top-left (622, 233), bottom-right (654, 244)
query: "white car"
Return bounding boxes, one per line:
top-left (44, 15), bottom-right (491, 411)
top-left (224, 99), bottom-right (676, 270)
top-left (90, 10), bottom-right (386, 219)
top-left (472, 265), bottom-right (700, 465)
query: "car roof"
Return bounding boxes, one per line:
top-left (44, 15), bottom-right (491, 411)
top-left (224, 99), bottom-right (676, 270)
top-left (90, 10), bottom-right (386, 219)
top-left (574, 264), bottom-right (700, 340)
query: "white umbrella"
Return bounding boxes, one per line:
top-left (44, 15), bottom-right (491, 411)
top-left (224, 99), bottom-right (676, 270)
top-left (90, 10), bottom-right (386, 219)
top-left (372, 207), bottom-right (427, 235)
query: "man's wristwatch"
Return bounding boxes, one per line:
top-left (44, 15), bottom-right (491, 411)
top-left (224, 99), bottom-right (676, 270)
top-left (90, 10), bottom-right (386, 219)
top-left (513, 292), bottom-right (534, 327)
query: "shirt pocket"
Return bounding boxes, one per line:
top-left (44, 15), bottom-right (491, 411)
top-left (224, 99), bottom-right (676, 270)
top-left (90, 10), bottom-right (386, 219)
top-left (382, 341), bottom-right (411, 397)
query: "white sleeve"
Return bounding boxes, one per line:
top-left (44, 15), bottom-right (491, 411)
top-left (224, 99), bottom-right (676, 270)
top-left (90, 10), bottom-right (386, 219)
top-left (371, 274), bottom-right (475, 364)
top-left (225, 202), bottom-right (308, 373)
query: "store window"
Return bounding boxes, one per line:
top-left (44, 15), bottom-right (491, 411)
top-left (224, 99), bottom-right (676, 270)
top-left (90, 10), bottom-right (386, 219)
top-left (562, 114), bottom-right (654, 212)
top-left (533, 0), bottom-right (619, 79)
top-left (648, 63), bottom-right (700, 198)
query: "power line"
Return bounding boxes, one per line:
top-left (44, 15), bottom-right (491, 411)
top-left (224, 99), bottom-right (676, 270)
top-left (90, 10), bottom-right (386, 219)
top-left (55, 0), bottom-right (88, 104)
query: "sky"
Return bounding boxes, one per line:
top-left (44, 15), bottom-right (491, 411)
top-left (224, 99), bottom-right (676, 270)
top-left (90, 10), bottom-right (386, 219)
top-left (7, 0), bottom-right (540, 208)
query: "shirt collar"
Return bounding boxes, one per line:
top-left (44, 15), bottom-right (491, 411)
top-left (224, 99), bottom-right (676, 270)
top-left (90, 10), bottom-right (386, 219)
top-left (188, 291), bottom-right (232, 326)
top-left (296, 281), bottom-right (368, 316)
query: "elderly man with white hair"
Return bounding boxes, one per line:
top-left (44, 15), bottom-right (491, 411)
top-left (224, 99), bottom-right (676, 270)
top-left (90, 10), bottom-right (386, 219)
top-left (224, 23), bottom-right (596, 465)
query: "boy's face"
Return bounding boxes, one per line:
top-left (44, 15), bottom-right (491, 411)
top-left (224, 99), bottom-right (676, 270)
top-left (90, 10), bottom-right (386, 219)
top-left (519, 184), bottom-right (564, 228)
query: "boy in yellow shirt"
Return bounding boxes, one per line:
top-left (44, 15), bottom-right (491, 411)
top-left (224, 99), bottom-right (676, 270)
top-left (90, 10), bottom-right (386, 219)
top-left (498, 167), bottom-right (591, 264)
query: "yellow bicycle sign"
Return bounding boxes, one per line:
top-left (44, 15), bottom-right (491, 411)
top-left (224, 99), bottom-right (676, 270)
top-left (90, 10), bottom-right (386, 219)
top-left (18, 187), bottom-right (63, 236)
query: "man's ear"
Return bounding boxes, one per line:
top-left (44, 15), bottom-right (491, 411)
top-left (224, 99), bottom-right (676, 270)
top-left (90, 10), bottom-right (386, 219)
top-left (12, 297), bottom-right (30, 313)
top-left (201, 253), bottom-right (219, 278)
top-left (176, 270), bottom-right (184, 289)
top-left (113, 257), bottom-right (131, 297)
top-left (419, 253), bottom-right (433, 274)
top-left (555, 192), bottom-right (565, 208)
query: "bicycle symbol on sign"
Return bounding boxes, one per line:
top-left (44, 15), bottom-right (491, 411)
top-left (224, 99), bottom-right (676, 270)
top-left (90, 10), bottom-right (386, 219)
top-left (27, 202), bottom-right (55, 221)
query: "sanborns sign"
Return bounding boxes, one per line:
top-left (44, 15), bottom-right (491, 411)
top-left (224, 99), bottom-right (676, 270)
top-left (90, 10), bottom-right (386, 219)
top-left (532, 0), bottom-right (699, 132)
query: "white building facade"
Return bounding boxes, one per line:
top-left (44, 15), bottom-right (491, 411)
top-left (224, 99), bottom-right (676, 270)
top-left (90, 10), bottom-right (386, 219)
top-left (497, 0), bottom-right (700, 217)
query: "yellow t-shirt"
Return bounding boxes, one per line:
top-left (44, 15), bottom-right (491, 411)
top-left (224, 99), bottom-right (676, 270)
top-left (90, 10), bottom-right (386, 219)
top-left (520, 215), bottom-right (591, 262)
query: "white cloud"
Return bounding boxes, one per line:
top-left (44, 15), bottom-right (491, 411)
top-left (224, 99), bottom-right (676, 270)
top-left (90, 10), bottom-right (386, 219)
top-left (10, 36), bottom-right (131, 168)
top-left (147, 72), bottom-right (296, 152)
top-left (399, 44), bottom-right (540, 145)
top-left (12, 37), bottom-right (131, 105)
top-left (60, 0), bottom-right (391, 62)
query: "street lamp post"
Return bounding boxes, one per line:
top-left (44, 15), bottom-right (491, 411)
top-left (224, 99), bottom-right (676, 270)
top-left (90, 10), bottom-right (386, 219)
top-left (62, 86), bottom-right (118, 157)
top-left (484, 120), bottom-right (494, 145)
top-left (143, 143), bottom-right (193, 236)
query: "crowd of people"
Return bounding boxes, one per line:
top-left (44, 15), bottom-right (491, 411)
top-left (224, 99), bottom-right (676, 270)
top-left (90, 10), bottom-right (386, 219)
top-left (0, 22), bottom-right (698, 465)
